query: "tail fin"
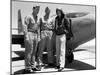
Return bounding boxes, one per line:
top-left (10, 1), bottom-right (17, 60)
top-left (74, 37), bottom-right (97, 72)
top-left (18, 9), bottom-right (23, 34)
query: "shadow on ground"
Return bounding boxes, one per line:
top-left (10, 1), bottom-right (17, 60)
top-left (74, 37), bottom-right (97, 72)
top-left (65, 60), bottom-right (95, 70)
top-left (13, 59), bottom-right (95, 75)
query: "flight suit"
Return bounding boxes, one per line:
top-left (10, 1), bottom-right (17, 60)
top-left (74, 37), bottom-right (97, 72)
top-left (38, 17), bottom-right (54, 64)
top-left (24, 15), bottom-right (40, 70)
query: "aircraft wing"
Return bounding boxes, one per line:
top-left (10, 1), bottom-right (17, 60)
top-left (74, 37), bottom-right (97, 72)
top-left (12, 10), bottom-right (96, 50)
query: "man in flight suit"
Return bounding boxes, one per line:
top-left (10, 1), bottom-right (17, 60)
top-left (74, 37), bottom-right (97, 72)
top-left (24, 6), bottom-right (41, 73)
top-left (37, 7), bottom-right (54, 66)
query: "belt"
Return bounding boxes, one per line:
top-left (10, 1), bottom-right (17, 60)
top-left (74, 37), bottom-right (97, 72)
top-left (41, 28), bottom-right (53, 31)
top-left (28, 29), bottom-right (38, 33)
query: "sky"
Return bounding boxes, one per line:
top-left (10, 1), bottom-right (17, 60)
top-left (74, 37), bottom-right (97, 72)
top-left (12, 1), bottom-right (95, 29)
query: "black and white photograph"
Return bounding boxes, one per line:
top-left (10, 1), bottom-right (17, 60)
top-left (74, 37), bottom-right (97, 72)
top-left (11, 0), bottom-right (96, 74)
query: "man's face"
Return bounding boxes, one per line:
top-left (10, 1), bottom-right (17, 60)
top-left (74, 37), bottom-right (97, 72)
top-left (33, 8), bottom-right (37, 15)
top-left (36, 6), bottom-right (40, 14)
top-left (33, 6), bottom-right (40, 15)
top-left (57, 10), bottom-right (61, 17)
top-left (45, 7), bottom-right (50, 14)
